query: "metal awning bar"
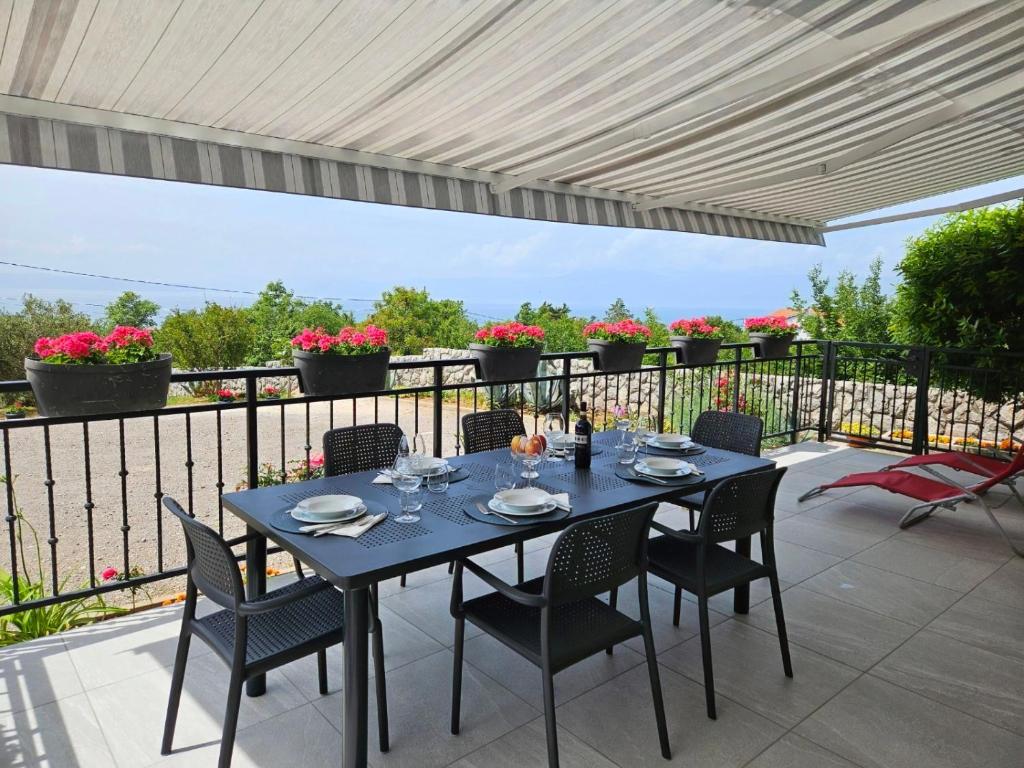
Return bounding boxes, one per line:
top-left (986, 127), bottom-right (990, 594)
top-left (820, 187), bottom-right (1024, 232)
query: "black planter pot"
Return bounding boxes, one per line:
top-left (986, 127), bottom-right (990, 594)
top-left (587, 339), bottom-right (647, 373)
top-left (293, 348), bottom-right (390, 397)
top-left (749, 332), bottom-right (795, 360)
top-left (470, 343), bottom-right (542, 383)
top-left (669, 336), bottom-right (722, 366)
top-left (25, 353), bottom-right (172, 418)
top-left (3, 412), bottom-right (27, 420)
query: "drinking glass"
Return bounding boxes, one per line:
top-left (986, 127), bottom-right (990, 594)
top-left (392, 471), bottom-right (422, 523)
top-left (410, 432), bottom-right (428, 473)
top-left (426, 465), bottom-right (449, 494)
top-left (636, 415), bottom-right (658, 457)
top-left (616, 441), bottom-right (638, 465)
top-left (544, 413), bottom-right (566, 462)
top-left (494, 461), bottom-right (518, 495)
top-left (615, 410), bottom-right (633, 445)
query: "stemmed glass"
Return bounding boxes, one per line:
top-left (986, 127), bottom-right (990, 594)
top-left (392, 435), bottom-right (422, 523)
top-left (511, 434), bottom-right (542, 485)
top-left (615, 407), bottom-right (633, 445)
top-left (636, 415), bottom-right (658, 458)
top-left (494, 461), bottom-right (518, 495)
top-left (544, 413), bottom-right (566, 462)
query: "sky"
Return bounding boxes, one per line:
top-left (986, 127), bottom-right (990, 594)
top-left (1, 164), bottom-right (1022, 325)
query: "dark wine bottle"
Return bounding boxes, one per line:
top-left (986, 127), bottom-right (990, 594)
top-left (575, 401), bottom-right (592, 469)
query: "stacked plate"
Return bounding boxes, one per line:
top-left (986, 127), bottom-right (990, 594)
top-left (489, 487), bottom-right (558, 516)
top-left (404, 456), bottom-right (450, 476)
top-left (648, 433), bottom-right (695, 451)
top-left (290, 494), bottom-right (367, 524)
top-left (634, 457), bottom-right (693, 478)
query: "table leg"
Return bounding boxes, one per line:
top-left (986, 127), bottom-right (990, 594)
top-left (245, 527), bottom-right (267, 696)
top-left (343, 587), bottom-right (370, 768)
top-left (734, 535), bottom-right (751, 614)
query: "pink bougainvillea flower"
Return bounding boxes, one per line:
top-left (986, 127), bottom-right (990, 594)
top-left (101, 566), bottom-right (118, 581)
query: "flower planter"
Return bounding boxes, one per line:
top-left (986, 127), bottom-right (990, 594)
top-left (24, 353), bottom-right (172, 417)
top-left (587, 339), bottom-right (647, 372)
top-left (293, 348), bottom-right (391, 397)
top-left (3, 412), bottom-right (27, 420)
top-left (749, 332), bottom-right (795, 360)
top-left (846, 435), bottom-right (878, 448)
top-left (470, 343), bottom-right (542, 383)
top-left (670, 336), bottom-right (721, 366)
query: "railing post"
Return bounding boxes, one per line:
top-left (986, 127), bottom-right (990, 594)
top-left (560, 356), bottom-right (572, 428)
top-left (732, 345), bottom-right (742, 412)
top-left (909, 346), bottom-right (932, 455)
top-left (245, 374), bottom-right (259, 490)
top-left (790, 343), bottom-right (803, 443)
top-left (432, 364), bottom-right (444, 457)
top-left (817, 341), bottom-right (834, 443)
top-left (656, 350), bottom-right (668, 432)
top-left (243, 372), bottom-right (266, 697)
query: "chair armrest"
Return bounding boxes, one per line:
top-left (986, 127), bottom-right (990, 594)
top-left (460, 558), bottom-right (547, 608)
top-left (651, 521), bottom-right (702, 544)
top-left (237, 578), bottom-right (329, 615)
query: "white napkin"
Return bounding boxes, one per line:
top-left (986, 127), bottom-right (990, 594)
top-left (549, 492), bottom-right (571, 511)
top-left (372, 472), bottom-right (393, 484)
top-left (327, 513), bottom-right (386, 537)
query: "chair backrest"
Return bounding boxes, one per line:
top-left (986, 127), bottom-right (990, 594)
top-left (699, 467), bottom-right (786, 545)
top-left (544, 503), bottom-right (657, 606)
top-left (973, 442), bottom-right (1024, 494)
top-left (163, 496), bottom-right (243, 609)
top-left (691, 410), bottom-right (763, 456)
top-left (322, 423), bottom-right (404, 476)
top-left (461, 409), bottom-right (527, 454)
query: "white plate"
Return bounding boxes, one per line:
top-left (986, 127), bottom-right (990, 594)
top-left (296, 494), bottom-right (363, 519)
top-left (488, 497), bottom-right (558, 517)
top-left (404, 457), bottom-right (449, 476)
top-left (291, 504), bottom-right (366, 524)
top-left (495, 487), bottom-right (550, 511)
top-left (654, 433), bottom-right (690, 445)
top-left (636, 458), bottom-right (690, 477)
top-left (651, 438), bottom-right (695, 451)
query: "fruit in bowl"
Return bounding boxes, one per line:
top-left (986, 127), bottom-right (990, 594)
top-left (511, 434), bottom-right (547, 455)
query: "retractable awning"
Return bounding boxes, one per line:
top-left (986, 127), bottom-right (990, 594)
top-left (1, 0), bottom-right (1022, 246)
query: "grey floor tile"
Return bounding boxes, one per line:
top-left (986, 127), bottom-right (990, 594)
top-left (614, 577), bottom-right (729, 654)
top-left (451, 717), bottom-right (619, 768)
top-left (774, 487), bottom-right (834, 516)
top-left (0, 636), bottom-right (83, 715)
top-left (852, 537), bottom-right (1001, 592)
top-left (86, 651), bottom-right (307, 768)
top-left (928, 593), bottom-right (1024, 663)
top-left (774, 517), bottom-right (888, 558)
top-left (971, 558), bottom-right (1024, 610)
top-left (740, 586), bottom-right (917, 671)
top-left (801, 561), bottom-right (961, 626)
top-left (149, 703), bottom-right (355, 768)
top-left (674, 575), bottom-right (792, 616)
top-left (462, 632), bottom-right (644, 710)
top-left (0, 692), bottom-right (114, 768)
top-left (751, 537), bottom-right (843, 585)
top-left (801, 496), bottom-right (903, 537)
top-left (745, 733), bottom-right (860, 768)
top-left (889, 511), bottom-right (1016, 565)
top-left (557, 663), bottom-right (784, 768)
top-left (659, 621), bottom-right (859, 728)
top-left (314, 649), bottom-right (538, 768)
top-left (872, 630), bottom-right (1024, 735)
top-left (796, 675), bottom-right (1024, 768)
top-left (379, 577), bottom-right (483, 647)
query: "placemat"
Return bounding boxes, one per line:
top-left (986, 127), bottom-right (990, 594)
top-left (270, 499), bottom-right (389, 534)
top-left (462, 494), bottom-right (571, 527)
top-left (614, 464), bottom-right (705, 487)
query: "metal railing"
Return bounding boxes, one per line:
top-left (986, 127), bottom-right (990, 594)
top-left (2, 338), bottom-right (1019, 617)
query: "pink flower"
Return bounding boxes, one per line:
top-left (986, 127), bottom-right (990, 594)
top-left (309, 452), bottom-right (324, 469)
top-left (101, 566), bottom-right (118, 581)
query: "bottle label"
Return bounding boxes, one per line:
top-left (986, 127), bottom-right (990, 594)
top-left (575, 434), bottom-right (588, 445)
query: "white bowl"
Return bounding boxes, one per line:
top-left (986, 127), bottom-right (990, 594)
top-left (495, 487), bottom-right (550, 511)
top-left (299, 494), bottom-right (363, 520)
top-left (636, 457), bottom-right (687, 477)
top-left (407, 456), bottom-right (448, 475)
top-left (654, 433), bottom-right (690, 446)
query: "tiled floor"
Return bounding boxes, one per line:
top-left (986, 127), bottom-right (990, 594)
top-left (3, 442), bottom-right (1023, 768)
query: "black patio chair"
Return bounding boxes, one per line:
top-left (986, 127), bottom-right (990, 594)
top-left (450, 503), bottom-right (671, 768)
top-left (460, 409), bottom-right (528, 582)
top-left (160, 496), bottom-right (389, 768)
top-left (647, 467), bottom-right (791, 719)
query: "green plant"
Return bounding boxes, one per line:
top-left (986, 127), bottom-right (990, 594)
top-left (0, 475), bottom-right (124, 646)
top-left (367, 287), bottom-right (475, 354)
top-left (839, 421), bottom-right (881, 438)
top-left (102, 291), bottom-right (160, 331)
top-left (515, 302), bottom-right (588, 353)
top-left (791, 257), bottom-right (893, 344)
top-left (0, 295), bottom-right (95, 389)
top-left (156, 303), bottom-right (254, 394)
top-left (245, 281), bottom-right (354, 365)
top-left (604, 298), bottom-right (631, 323)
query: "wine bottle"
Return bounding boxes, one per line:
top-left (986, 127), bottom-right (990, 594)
top-left (575, 401), bottom-right (592, 469)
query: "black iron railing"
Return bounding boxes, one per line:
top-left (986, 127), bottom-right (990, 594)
top-left (1, 338), bottom-right (1019, 617)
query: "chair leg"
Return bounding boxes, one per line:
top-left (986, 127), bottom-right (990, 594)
top-left (541, 665), bottom-right (560, 768)
top-left (515, 542), bottom-right (524, 584)
top-left (697, 595), bottom-right (716, 720)
top-left (448, 561), bottom-right (455, 574)
top-left (372, 617), bottom-right (390, 752)
top-left (672, 586), bottom-right (682, 628)
top-left (688, 507), bottom-right (695, 532)
top-left (400, 573), bottom-right (407, 587)
top-left (160, 627), bottom-right (191, 755)
top-left (899, 501), bottom-right (944, 529)
top-left (218, 663), bottom-right (245, 768)
top-left (768, 574), bottom-right (793, 678)
top-left (605, 586), bottom-right (618, 655)
top-left (292, 557), bottom-right (304, 579)
top-left (317, 649), bottom-right (329, 696)
top-left (641, 617), bottom-right (671, 760)
top-left (451, 617), bottom-right (465, 735)
top-left (797, 486), bottom-right (826, 502)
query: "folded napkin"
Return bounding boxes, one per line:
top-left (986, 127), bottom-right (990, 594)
top-left (326, 513), bottom-right (387, 538)
top-left (549, 492), bottom-right (571, 511)
top-left (372, 472), bottom-right (393, 484)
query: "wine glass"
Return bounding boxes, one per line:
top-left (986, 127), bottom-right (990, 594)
top-left (614, 407), bottom-right (633, 445)
top-left (410, 432), bottom-right (428, 473)
top-left (544, 413), bottom-right (566, 462)
top-left (510, 434), bottom-right (527, 462)
top-left (494, 461), bottom-right (518, 495)
top-left (636, 415), bottom-right (658, 457)
top-left (392, 470), bottom-right (422, 524)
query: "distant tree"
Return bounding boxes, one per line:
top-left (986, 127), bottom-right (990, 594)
top-left (790, 257), bottom-right (893, 344)
top-left (244, 281), bottom-right (353, 365)
top-left (366, 287), bottom-right (475, 354)
top-left (702, 314), bottom-right (746, 345)
top-left (515, 301), bottom-right (588, 352)
top-left (604, 298), bottom-right (631, 323)
top-left (156, 303), bottom-right (254, 372)
top-left (641, 307), bottom-right (668, 347)
top-left (102, 291), bottom-right (160, 330)
top-left (0, 295), bottom-right (94, 383)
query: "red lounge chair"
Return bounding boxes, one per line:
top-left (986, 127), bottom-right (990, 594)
top-left (799, 446), bottom-right (1024, 557)
top-left (883, 445), bottom-right (1024, 508)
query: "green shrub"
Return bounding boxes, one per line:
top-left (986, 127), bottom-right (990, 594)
top-left (366, 287), bottom-right (475, 354)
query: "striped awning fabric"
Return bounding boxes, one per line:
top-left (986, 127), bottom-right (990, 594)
top-left (2, 0), bottom-right (1023, 245)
